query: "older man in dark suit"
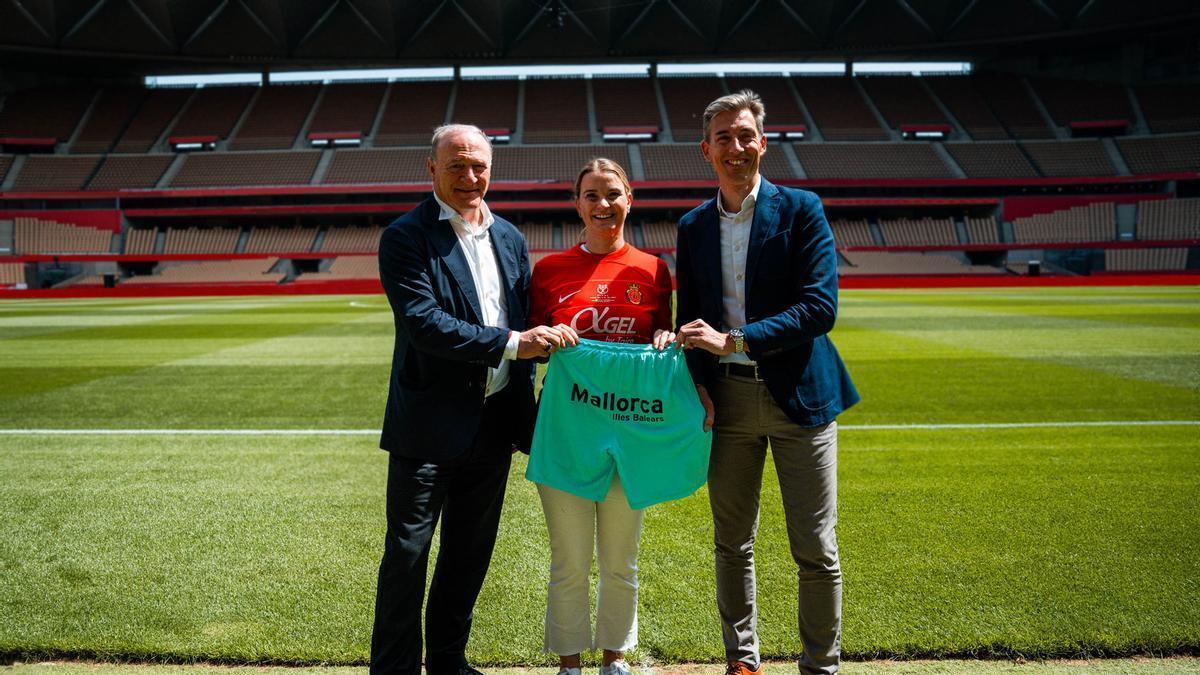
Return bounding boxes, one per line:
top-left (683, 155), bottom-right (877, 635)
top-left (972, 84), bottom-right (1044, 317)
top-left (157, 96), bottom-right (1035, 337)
top-left (675, 91), bottom-right (860, 675)
top-left (372, 124), bottom-right (566, 675)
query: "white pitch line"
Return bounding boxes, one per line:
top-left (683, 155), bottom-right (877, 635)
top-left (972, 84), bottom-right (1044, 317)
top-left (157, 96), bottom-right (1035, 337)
top-left (0, 420), bottom-right (1198, 435)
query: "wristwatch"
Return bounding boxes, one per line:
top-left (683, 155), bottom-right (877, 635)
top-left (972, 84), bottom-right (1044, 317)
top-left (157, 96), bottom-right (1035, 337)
top-left (729, 328), bottom-right (745, 353)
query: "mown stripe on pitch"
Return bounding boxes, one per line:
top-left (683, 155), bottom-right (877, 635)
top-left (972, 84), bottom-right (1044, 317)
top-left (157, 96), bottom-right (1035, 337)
top-left (0, 420), bottom-right (1198, 434)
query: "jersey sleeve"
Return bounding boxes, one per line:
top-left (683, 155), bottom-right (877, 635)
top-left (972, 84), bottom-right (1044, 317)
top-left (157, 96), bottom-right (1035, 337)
top-left (652, 257), bottom-right (674, 334)
top-left (528, 259), bottom-right (550, 327)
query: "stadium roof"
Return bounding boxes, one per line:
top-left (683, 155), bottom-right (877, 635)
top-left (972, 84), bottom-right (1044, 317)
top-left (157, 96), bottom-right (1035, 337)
top-left (1, 0), bottom-right (1198, 72)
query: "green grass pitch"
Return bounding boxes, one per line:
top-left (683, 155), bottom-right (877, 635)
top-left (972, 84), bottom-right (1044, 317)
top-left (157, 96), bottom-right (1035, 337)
top-left (0, 287), bottom-right (1197, 666)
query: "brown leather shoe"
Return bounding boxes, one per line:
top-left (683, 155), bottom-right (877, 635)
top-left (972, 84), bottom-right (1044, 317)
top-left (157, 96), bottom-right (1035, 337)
top-left (724, 662), bottom-right (762, 675)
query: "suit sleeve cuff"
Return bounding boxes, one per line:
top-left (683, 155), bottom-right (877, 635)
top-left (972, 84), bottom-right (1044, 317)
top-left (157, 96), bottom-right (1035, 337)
top-left (503, 330), bottom-right (521, 360)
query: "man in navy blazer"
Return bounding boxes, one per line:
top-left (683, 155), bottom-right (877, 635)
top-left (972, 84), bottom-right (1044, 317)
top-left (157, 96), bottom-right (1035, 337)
top-left (676, 92), bottom-right (859, 675)
top-left (372, 124), bottom-right (567, 675)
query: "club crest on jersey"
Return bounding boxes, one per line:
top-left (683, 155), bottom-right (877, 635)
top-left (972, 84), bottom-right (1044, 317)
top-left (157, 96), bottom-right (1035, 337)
top-left (626, 283), bottom-right (643, 305)
top-left (590, 282), bottom-right (615, 303)
top-left (597, 283), bottom-right (609, 295)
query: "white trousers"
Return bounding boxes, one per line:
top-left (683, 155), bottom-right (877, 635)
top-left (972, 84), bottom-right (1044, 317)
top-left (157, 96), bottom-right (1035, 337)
top-left (538, 475), bottom-right (644, 655)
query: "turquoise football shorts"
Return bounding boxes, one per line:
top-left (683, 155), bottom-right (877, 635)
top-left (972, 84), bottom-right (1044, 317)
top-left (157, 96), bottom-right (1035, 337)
top-left (526, 338), bottom-right (712, 509)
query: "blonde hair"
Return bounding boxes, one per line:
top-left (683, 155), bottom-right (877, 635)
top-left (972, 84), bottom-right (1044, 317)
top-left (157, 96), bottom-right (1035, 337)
top-left (573, 158), bottom-right (632, 198)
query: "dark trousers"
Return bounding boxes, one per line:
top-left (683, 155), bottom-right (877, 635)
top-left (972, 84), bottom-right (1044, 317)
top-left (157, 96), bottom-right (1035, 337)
top-left (370, 395), bottom-right (514, 675)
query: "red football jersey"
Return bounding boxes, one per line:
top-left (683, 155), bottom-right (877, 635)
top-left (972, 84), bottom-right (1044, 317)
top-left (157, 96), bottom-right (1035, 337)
top-left (529, 243), bottom-right (673, 344)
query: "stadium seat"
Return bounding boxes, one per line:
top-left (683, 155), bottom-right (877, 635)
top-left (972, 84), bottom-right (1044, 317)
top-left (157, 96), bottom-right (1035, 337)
top-left (658, 76), bottom-right (726, 142)
top-left (72, 88), bottom-right (145, 154)
top-left (113, 88), bottom-right (192, 153)
top-left (944, 142), bottom-right (1040, 178)
top-left (170, 151), bottom-right (322, 188)
top-left (375, 81), bottom-right (453, 147)
top-left (307, 82), bottom-right (387, 138)
top-left (13, 216), bottom-right (113, 254)
top-left (523, 78), bottom-right (590, 144)
top-left (452, 80), bottom-right (518, 135)
top-left (1134, 83), bottom-right (1200, 134)
top-left (1116, 134), bottom-right (1200, 174)
top-left (972, 73), bottom-right (1053, 139)
top-left (492, 145), bottom-right (630, 183)
top-left (792, 76), bottom-right (888, 141)
top-left (1011, 203), bottom-right (1115, 243)
top-left (230, 84), bottom-right (320, 150)
top-left (924, 77), bottom-right (1008, 140)
top-left (86, 155), bottom-right (175, 190)
top-left (320, 225), bottom-right (383, 253)
top-left (243, 226), bottom-right (319, 254)
top-left (124, 227), bottom-right (157, 254)
top-left (161, 226), bottom-right (241, 254)
top-left (0, 87), bottom-right (94, 144)
top-left (1136, 198), bottom-right (1200, 241)
top-left (123, 258), bottom-right (283, 284)
top-left (859, 76), bottom-right (949, 130)
top-left (877, 216), bottom-right (958, 246)
top-left (794, 143), bottom-right (953, 179)
top-left (829, 219), bottom-right (875, 248)
top-left (592, 77), bottom-right (661, 133)
top-left (1020, 140), bottom-right (1116, 177)
top-left (1104, 247), bottom-right (1187, 271)
top-left (322, 148), bottom-right (430, 184)
top-left (12, 156), bottom-right (103, 191)
top-left (168, 86), bottom-right (255, 143)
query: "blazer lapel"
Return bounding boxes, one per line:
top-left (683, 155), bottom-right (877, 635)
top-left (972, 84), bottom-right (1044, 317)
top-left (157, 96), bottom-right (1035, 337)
top-left (744, 179), bottom-right (781, 293)
top-left (691, 199), bottom-right (723, 314)
top-left (424, 200), bottom-right (483, 323)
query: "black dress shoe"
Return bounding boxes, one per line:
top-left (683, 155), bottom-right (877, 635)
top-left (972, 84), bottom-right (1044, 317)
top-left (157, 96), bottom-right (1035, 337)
top-left (430, 665), bottom-right (484, 675)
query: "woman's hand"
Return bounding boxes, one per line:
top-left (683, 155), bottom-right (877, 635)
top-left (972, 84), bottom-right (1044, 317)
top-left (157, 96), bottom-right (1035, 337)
top-left (696, 384), bottom-right (715, 431)
top-left (652, 329), bottom-right (677, 351)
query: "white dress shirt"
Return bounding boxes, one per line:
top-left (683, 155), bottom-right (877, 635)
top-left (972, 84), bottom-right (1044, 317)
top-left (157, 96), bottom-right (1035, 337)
top-left (434, 193), bottom-right (521, 396)
top-left (717, 177), bottom-right (760, 365)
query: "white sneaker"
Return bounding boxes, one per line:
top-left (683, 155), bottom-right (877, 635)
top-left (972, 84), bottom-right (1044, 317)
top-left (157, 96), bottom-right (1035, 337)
top-left (600, 662), bottom-right (633, 675)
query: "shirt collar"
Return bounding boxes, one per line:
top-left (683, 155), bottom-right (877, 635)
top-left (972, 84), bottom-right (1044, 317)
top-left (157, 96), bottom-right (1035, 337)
top-left (433, 191), bottom-right (494, 236)
top-left (716, 176), bottom-right (761, 219)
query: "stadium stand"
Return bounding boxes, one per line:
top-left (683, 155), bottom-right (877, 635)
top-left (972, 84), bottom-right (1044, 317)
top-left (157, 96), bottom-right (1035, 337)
top-left (493, 145), bottom-right (630, 183)
top-left (877, 216), bottom-right (958, 246)
top-left (123, 259), bottom-right (283, 285)
top-left (12, 155), bottom-right (103, 191)
top-left (243, 226), bottom-right (318, 253)
top-left (523, 78), bottom-right (590, 144)
top-left (307, 82), bottom-right (386, 137)
top-left (320, 225), bottom-right (383, 253)
top-left (639, 144), bottom-right (716, 180)
top-left (973, 73), bottom-right (1054, 139)
top-left (1136, 198), bottom-right (1200, 241)
top-left (13, 217), bottom-right (113, 254)
top-left (168, 86), bottom-right (255, 141)
top-left (452, 79), bottom-right (518, 134)
top-left (1116, 133), bottom-right (1200, 174)
top-left (296, 255), bottom-right (379, 281)
top-left (945, 141), bottom-right (1040, 177)
top-left (591, 77), bottom-right (661, 132)
top-left (0, 262), bottom-right (24, 285)
top-left (830, 219), bottom-right (875, 247)
top-left (124, 227), bottom-right (157, 254)
top-left (516, 222), bottom-right (556, 250)
top-left (792, 76), bottom-right (888, 141)
top-left (1134, 83), bottom-right (1200, 134)
top-left (0, 155), bottom-right (12, 183)
top-left (1021, 140), bottom-right (1116, 177)
top-left (841, 250), bottom-right (999, 274)
top-left (374, 81), bottom-right (453, 146)
top-left (170, 151), bottom-right (321, 188)
top-left (0, 87), bottom-right (93, 142)
top-left (924, 76), bottom-right (1008, 140)
top-left (1105, 247), bottom-right (1188, 271)
top-left (859, 76), bottom-right (948, 129)
top-left (113, 88), bottom-right (191, 153)
top-left (658, 76), bottom-right (727, 142)
top-left (638, 144), bottom-right (791, 181)
top-left (964, 216), bottom-right (1001, 244)
top-left (640, 221), bottom-right (676, 249)
top-left (1030, 77), bottom-right (1133, 127)
top-left (793, 143), bottom-right (953, 179)
top-left (86, 155), bottom-right (174, 190)
top-left (724, 76), bottom-right (808, 127)
top-left (322, 148), bottom-right (430, 184)
top-left (1011, 203), bottom-right (1115, 243)
top-left (162, 226), bottom-right (240, 254)
top-left (71, 88), bottom-right (145, 153)
top-left (229, 84), bottom-right (319, 150)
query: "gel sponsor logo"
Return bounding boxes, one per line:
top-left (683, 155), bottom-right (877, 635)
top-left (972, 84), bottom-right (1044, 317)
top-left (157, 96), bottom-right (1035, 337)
top-left (570, 306), bottom-right (637, 335)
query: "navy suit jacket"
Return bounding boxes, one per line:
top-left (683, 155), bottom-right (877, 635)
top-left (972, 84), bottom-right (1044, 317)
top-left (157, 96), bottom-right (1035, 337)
top-left (676, 178), bottom-right (859, 428)
top-left (378, 196), bottom-right (536, 459)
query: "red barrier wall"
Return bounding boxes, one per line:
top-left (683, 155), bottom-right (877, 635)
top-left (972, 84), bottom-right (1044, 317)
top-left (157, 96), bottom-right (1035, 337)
top-left (0, 209), bottom-right (122, 232)
top-left (1002, 194), bottom-right (1172, 221)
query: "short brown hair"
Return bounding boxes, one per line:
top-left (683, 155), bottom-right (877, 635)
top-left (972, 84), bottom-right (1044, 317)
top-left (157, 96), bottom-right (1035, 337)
top-left (702, 89), bottom-right (765, 141)
top-left (573, 158), bottom-right (632, 198)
